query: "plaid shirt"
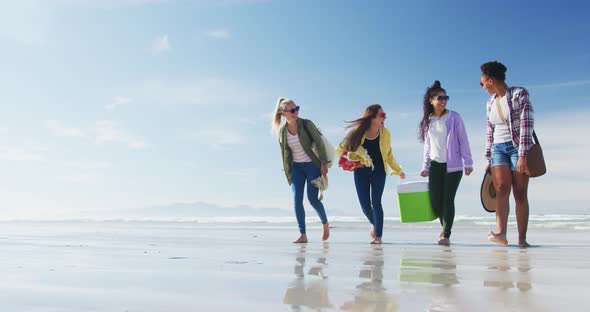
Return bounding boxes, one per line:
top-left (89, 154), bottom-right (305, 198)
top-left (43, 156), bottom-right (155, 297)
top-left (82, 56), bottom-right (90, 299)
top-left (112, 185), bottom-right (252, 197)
top-left (485, 86), bottom-right (535, 163)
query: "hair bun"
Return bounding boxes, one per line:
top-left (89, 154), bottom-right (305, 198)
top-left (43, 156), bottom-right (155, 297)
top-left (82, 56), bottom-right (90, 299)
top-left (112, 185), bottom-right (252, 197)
top-left (432, 80), bottom-right (441, 88)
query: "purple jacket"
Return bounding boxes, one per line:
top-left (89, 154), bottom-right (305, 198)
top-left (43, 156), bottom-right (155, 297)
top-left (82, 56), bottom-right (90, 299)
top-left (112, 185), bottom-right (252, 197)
top-left (422, 110), bottom-right (473, 173)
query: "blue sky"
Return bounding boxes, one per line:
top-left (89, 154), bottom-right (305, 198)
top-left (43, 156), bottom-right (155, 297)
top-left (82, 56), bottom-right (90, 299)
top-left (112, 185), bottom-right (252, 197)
top-left (1, 0), bottom-right (589, 219)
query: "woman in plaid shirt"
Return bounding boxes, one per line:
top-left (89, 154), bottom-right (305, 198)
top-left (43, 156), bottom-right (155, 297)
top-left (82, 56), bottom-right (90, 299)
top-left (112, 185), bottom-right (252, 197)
top-left (480, 61), bottom-right (534, 248)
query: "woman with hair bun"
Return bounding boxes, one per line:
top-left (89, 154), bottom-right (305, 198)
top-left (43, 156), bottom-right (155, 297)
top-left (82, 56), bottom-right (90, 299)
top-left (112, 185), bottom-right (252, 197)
top-left (480, 61), bottom-right (535, 248)
top-left (419, 80), bottom-right (473, 246)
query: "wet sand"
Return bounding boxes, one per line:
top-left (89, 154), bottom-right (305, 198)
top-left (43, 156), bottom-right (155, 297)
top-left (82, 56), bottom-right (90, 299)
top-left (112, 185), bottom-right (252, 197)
top-left (1, 221), bottom-right (589, 311)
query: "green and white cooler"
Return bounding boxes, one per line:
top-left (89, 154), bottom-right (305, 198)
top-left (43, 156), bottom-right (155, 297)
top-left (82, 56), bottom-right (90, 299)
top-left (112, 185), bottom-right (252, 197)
top-left (397, 181), bottom-right (436, 223)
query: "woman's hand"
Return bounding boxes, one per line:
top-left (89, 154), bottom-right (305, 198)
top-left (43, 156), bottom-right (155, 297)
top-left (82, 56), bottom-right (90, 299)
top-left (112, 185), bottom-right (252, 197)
top-left (399, 172), bottom-right (406, 179)
top-left (517, 157), bottom-right (529, 175)
top-left (321, 164), bottom-right (328, 176)
top-left (465, 168), bottom-right (473, 176)
top-left (419, 170), bottom-right (429, 177)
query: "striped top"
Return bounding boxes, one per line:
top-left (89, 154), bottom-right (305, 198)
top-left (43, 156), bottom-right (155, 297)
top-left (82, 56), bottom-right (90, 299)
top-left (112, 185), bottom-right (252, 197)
top-left (287, 131), bottom-right (312, 163)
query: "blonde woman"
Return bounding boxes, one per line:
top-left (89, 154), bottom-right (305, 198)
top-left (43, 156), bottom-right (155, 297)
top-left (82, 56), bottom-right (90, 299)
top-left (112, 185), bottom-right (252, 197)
top-left (336, 104), bottom-right (405, 244)
top-left (273, 97), bottom-right (330, 243)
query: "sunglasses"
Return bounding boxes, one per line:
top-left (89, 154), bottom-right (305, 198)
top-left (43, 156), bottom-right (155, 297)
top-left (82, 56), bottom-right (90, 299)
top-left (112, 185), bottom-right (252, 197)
top-left (285, 106), bottom-right (300, 114)
top-left (436, 95), bottom-right (450, 101)
top-left (378, 112), bottom-right (387, 119)
top-left (480, 79), bottom-right (492, 87)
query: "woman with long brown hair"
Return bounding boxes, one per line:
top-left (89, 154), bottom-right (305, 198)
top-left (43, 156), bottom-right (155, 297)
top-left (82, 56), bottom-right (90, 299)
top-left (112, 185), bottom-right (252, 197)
top-left (336, 105), bottom-right (405, 244)
top-left (419, 80), bottom-right (473, 246)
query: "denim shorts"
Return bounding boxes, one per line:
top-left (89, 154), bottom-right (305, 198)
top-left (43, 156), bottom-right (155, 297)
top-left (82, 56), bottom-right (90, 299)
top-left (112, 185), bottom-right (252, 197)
top-left (491, 142), bottom-right (518, 171)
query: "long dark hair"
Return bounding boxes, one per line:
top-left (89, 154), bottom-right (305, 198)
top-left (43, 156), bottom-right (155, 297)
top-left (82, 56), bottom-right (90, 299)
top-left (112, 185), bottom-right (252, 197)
top-left (419, 80), bottom-right (446, 143)
top-left (344, 104), bottom-right (382, 152)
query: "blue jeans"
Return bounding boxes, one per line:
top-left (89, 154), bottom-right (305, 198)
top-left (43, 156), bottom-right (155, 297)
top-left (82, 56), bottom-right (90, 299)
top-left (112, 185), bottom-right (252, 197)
top-left (354, 167), bottom-right (386, 237)
top-left (291, 162), bottom-right (328, 234)
top-left (491, 142), bottom-right (519, 171)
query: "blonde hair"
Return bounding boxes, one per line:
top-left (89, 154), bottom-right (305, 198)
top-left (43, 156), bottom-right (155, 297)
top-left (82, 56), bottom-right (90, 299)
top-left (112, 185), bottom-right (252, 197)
top-left (271, 97), bottom-right (295, 136)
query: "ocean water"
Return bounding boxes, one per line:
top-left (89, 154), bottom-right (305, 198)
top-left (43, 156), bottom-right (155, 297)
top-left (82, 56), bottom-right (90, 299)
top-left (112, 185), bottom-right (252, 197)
top-left (2, 214), bottom-right (589, 231)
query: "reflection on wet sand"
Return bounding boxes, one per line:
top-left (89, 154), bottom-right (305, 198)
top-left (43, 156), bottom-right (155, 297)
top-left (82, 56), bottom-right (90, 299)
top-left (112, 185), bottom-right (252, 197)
top-left (341, 245), bottom-right (398, 312)
top-left (484, 249), bottom-right (532, 292)
top-left (283, 243), bottom-right (332, 310)
top-left (398, 247), bottom-right (462, 311)
top-left (399, 247), bottom-right (459, 286)
top-left (280, 242), bottom-right (543, 311)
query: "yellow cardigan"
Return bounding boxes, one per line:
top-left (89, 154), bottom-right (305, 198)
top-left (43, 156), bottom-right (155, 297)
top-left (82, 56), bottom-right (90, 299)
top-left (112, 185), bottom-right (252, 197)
top-left (336, 127), bottom-right (403, 176)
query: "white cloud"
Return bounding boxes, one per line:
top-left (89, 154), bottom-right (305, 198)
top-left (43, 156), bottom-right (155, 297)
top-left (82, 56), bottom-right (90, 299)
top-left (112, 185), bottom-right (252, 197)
top-left (106, 96), bottom-right (132, 111)
top-left (50, 0), bottom-right (166, 8)
top-left (0, 146), bottom-right (46, 162)
top-left (528, 79), bottom-right (590, 90)
top-left (62, 173), bottom-right (102, 184)
top-left (0, 1), bottom-right (51, 46)
top-left (183, 128), bottom-right (246, 149)
top-left (439, 79), bottom-right (590, 95)
top-left (94, 120), bottom-right (150, 149)
top-left (222, 167), bottom-right (261, 183)
top-left (65, 161), bottom-right (112, 170)
top-left (205, 29), bottom-right (230, 39)
top-left (396, 111), bottom-right (421, 120)
top-left (223, 167), bottom-right (259, 177)
top-left (135, 78), bottom-right (262, 107)
top-left (319, 125), bottom-right (347, 139)
top-left (44, 119), bottom-right (148, 150)
top-left (49, 0), bottom-right (267, 9)
top-left (449, 108), bottom-right (590, 213)
top-left (381, 106), bottom-right (590, 213)
top-left (152, 34), bottom-right (170, 54)
top-left (46, 120), bottom-right (86, 138)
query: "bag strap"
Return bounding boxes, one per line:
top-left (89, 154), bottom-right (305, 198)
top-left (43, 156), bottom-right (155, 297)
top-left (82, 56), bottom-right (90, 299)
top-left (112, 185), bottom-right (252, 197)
top-left (494, 96), bottom-right (510, 128)
top-left (533, 130), bottom-right (540, 146)
top-left (496, 95), bottom-right (541, 148)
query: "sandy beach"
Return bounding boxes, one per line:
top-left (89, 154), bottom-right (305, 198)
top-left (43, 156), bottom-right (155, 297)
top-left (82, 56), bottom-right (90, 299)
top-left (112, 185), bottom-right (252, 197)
top-left (1, 220), bottom-right (589, 312)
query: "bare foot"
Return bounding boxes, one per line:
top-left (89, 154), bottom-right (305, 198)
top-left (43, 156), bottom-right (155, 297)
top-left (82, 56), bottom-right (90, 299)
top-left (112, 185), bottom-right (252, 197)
top-left (518, 240), bottom-right (531, 248)
top-left (438, 237), bottom-right (450, 246)
top-left (292, 234), bottom-right (308, 244)
top-left (370, 225), bottom-right (376, 239)
top-left (322, 223), bottom-right (330, 241)
top-left (370, 237), bottom-right (382, 244)
top-left (488, 231), bottom-right (508, 246)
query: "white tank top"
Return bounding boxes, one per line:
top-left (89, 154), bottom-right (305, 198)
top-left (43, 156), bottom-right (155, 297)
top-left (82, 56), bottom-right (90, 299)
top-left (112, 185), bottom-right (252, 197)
top-left (429, 113), bottom-right (449, 163)
top-left (287, 131), bottom-right (312, 163)
top-left (489, 96), bottom-right (512, 143)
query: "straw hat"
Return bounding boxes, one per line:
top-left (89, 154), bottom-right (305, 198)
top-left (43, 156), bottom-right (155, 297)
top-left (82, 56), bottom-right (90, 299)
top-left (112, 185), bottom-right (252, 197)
top-left (480, 171), bottom-right (496, 213)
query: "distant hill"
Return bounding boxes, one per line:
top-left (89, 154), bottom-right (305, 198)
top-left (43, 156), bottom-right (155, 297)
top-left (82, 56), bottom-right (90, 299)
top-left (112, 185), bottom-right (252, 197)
top-left (117, 201), bottom-right (353, 219)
